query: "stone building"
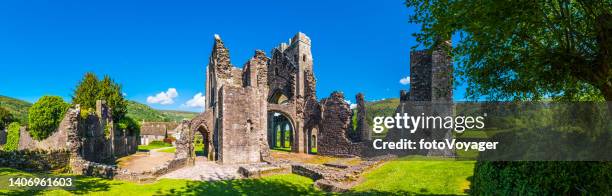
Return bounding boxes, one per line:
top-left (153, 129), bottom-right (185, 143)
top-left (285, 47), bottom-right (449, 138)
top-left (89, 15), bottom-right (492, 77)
top-left (139, 122), bottom-right (179, 145)
top-left (175, 32), bottom-right (370, 164)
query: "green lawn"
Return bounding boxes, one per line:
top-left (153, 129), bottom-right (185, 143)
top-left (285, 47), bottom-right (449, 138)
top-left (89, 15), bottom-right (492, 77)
top-left (1, 156), bottom-right (476, 195)
top-left (352, 156), bottom-right (475, 195)
top-left (137, 141), bottom-right (172, 152)
top-left (0, 168), bottom-right (323, 196)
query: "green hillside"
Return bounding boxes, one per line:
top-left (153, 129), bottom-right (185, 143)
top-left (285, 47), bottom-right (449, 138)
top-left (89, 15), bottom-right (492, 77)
top-left (159, 110), bottom-right (199, 122)
top-left (126, 101), bottom-right (198, 123)
top-left (364, 98), bottom-right (400, 126)
top-left (0, 95), bottom-right (32, 125)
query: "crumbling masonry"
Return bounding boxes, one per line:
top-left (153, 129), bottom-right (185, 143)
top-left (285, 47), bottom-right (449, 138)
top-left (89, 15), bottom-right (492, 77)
top-left (175, 33), bottom-right (371, 164)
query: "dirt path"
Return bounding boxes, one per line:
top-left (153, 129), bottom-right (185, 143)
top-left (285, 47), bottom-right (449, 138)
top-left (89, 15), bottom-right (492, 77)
top-left (118, 147), bottom-right (175, 173)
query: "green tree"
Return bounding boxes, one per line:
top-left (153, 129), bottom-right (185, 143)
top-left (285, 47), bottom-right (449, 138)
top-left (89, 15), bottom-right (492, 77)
top-left (406, 0), bottom-right (611, 103)
top-left (72, 72), bottom-right (100, 110)
top-left (118, 116), bottom-right (140, 136)
top-left (72, 73), bottom-right (128, 122)
top-left (28, 96), bottom-right (70, 140)
top-left (0, 106), bottom-right (14, 130)
top-left (98, 75), bottom-right (128, 121)
top-left (3, 122), bottom-right (21, 151)
top-left (405, 1), bottom-right (612, 194)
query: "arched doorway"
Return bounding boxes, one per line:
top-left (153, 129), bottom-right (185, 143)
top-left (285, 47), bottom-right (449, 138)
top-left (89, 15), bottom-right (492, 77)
top-left (307, 127), bottom-right (318, 154)
top-left (195, 125), bottom-right (214, 161)
top-left (267, 111), bottom-right (294, 152)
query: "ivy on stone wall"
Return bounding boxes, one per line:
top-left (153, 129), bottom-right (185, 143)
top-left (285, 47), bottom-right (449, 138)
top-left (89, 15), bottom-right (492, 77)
top-left (3, 122), bottom-right (20, 151)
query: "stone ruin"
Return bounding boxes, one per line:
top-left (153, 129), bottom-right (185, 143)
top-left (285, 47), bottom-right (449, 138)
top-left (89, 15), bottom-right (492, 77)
top-left (18, 100), bottom-right (138, 163)
top-left (174, 32), bottom-right (372, 164)
top-left (385, 41), bottom-right (455, 156)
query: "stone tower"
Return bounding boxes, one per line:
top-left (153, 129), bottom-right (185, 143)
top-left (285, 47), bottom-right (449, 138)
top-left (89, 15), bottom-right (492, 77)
top-left (385, 41), bottom-right (454, 157)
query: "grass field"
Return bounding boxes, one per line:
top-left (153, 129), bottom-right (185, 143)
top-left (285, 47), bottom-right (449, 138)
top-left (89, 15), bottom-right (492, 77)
top-left (0, 168), bottom-right (322, 195)
top-left (137, 142), bottom-right (172, 152)
top-left (353, 156), bottom-right (475, 195)
top-left (1, 156), bottom-right (475, 195)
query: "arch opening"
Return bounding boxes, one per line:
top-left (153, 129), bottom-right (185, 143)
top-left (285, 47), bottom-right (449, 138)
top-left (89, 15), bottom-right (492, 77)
top-left (267, 111), bottom-right (294, 152)
top-left (195, 126), bottom-right (213, 161)
top-left (307, 127), bottom-right (318, 154)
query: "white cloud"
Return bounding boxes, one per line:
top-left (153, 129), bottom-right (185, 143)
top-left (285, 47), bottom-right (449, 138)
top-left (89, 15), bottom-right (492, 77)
top-left (345, 99), bottom-right (357, 109)
top-left (147, 88), bottom-right (178, 105)
top-left (184, 92), bottom-right (206, 109)
top-left (399, 76), bottom-right (411, 85)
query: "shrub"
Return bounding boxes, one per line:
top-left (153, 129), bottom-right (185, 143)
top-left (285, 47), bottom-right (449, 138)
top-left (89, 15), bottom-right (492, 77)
top-left (163, 136), bottom-right (176, 144)
top-left (0, 107), bottom-right (14, 130)
top-left (3, 122), bottom-right (21, 151)
top-left (27, 96), bottom-right (70, 141)
top-left (117, 116), bottom-right (140, 136)
top-left (471, 161), bottom-right (612, 195)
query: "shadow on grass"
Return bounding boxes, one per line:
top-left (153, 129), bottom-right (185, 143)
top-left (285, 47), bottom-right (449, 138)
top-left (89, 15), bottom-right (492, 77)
top-left (154, 178), bottom-right (324, 196)
top-left (345, 190), bottom-right (464, 195)
top-left (1, 168), bottom-right (111, 195)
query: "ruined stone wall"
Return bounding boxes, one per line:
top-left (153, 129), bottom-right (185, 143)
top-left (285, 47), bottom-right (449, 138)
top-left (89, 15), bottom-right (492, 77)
top-left (386, 44), bottom-right (454, 157)
top-left (355, 93), bottom-right (371, 141)
top-left (217, 85), bottom-right (264, 164)
top-left (410, 50), bottom-right (432, 101)
top-left (19, 101), bottom-right (137, 164)
top-left (318, 92), bottom-right (363, 156)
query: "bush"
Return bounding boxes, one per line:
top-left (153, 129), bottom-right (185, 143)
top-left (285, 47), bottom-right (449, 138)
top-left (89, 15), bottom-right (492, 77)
top-left (118, 116), bottom-right (140, 136)
top-left (0, 107), bottom-right (14, 130)
top-left (3, 122), bottom-right (21, 151)
top-left (471, 161), bottom-right (612, 195)
top-left (27, 96), bottom-right (70, 141)
top-left (163, 136), bottom-right (176, 144)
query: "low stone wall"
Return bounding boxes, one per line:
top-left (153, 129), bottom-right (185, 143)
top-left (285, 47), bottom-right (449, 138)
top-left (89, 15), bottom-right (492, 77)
top-left (0, 150), bottom-right (70, 172)
top-left (69, 157), bottom-right (116, 179)
top-left (114, 158), bottom-right (192, 182)
top-left (238, 163), bottom-right (290, 178)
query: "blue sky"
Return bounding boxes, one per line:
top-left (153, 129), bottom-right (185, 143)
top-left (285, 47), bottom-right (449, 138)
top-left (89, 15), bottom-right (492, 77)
top-left (0, 0), bottom-right (466, 112)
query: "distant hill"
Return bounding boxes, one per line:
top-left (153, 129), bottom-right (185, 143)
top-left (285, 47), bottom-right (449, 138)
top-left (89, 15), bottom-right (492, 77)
top-left (362, 98), bottom-right (400, 128)
top-left (126, 101), bottom-right (199, 123)
top-left (159, 110), bottom-right (200, 122)
top-left (0, 95), bottom-right (32, 125)
top-left (0, 96), bottom-right (199, 125)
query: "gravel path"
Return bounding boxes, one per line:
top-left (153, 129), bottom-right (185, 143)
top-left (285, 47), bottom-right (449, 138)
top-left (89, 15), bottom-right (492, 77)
top-left (159, 157), bottom-right (243, 181)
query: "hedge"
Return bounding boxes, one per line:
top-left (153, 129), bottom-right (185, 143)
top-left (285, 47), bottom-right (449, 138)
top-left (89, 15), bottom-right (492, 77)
top-left (471, 161), bottom-right (612, 195)
top-left (3, 122), bottom-right (21, 151)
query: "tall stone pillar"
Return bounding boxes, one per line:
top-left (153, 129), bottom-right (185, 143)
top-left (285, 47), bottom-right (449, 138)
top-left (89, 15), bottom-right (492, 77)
top-left (280, 122), bottom-right (286, 148)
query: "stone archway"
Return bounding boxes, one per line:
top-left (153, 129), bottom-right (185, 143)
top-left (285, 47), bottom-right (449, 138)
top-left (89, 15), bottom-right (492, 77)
top-left (267, 110), bottom-right (295, 152)
top-left (307, 127), bottom-right (318, 154)
top-left (194, 125), bottom-right (215, 161)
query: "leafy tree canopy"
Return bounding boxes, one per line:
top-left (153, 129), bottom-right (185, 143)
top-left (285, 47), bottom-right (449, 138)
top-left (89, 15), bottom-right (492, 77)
top-left (406, 0), bottom-right (611, 101)
top-left (28, 96), bottom-right (70, 140)
top-left (72, 72), bottom-right (127, 121)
